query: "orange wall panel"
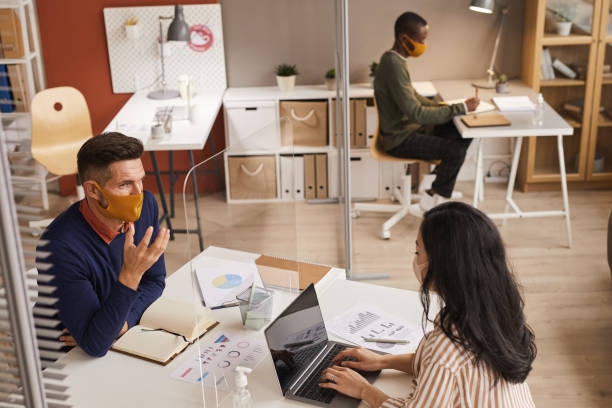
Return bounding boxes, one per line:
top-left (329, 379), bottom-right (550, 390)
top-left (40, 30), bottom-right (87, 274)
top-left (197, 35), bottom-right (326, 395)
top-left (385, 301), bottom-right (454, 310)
top-left (36, 0), bottom-right (225, 195)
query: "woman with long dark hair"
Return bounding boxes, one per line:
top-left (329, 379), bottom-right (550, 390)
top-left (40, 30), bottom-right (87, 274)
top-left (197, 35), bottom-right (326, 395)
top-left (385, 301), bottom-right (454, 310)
top-left (319, 202), bottom-right (537, 407)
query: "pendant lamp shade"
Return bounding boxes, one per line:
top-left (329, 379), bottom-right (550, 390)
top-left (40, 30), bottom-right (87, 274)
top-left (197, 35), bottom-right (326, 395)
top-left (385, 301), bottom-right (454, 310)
top-left (167, 5), bottom-right (190, 41)
top-left (469, 0), bottom-right (495, 14)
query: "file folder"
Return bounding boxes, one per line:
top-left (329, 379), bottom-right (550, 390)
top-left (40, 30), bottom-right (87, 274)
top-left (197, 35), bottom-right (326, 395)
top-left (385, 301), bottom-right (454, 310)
top-left (304, 154), bottom-right (316, 199)
top-left (315, 154), bottom-right (328, 199)
top-left (353, 99), bottom-right (367, 147)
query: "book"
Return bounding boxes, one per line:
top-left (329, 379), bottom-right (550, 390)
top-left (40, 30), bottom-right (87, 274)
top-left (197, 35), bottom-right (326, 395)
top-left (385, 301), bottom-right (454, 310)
top-left (111, 297), bottom-right (218, 365)
top-left (552, 58), bottom-right (577, 79)
top-left (492, 96), bottom-right (535, 112)
top-left (542, 48), bottom-right (555, 80)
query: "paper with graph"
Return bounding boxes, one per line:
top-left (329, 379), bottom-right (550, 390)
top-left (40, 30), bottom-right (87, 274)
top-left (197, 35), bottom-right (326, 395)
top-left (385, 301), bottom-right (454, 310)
top-left (327, 305), bottom-right (423, 354)
top-left (195, 261), bottom-right (259, 308)
top-left (170, 331), bottom-right (267, 389)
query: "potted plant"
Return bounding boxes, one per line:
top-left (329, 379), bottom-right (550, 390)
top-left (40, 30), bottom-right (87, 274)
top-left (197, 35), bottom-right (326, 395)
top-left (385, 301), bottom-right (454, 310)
top-left (496, 74), bottom-right (508, 94)
top-left (369, 61), bottom-right (378, 87)
top-left (275, 64), bottom-right (299, 92)
top-left (325, 68), bottom-right (335, 90)
top-left (553, 2), bottom-right (575, 36)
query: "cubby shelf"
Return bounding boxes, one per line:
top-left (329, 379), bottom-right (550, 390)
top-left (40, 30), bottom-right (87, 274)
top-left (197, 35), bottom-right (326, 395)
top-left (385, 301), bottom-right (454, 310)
top-left (540, 79), bottom-right (586, 87)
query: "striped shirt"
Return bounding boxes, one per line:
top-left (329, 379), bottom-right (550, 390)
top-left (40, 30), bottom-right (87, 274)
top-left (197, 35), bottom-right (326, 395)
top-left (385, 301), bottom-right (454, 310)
top-left (381, 327), bottom-right (535, 408)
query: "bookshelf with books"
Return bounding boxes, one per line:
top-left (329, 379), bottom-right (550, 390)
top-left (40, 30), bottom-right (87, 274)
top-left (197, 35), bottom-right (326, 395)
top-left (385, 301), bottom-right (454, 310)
top-left (520, 0), bottom-right (612, 189)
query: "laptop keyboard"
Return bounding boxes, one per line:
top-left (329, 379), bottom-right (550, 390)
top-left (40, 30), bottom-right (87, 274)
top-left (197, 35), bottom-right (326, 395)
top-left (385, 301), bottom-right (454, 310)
top-left (294, 343), bottom-right (347, 404)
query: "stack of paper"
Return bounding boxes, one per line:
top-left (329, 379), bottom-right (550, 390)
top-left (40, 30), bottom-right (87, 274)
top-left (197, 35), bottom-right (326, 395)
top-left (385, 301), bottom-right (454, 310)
top-left (492, 96), bottom-right (536, 112)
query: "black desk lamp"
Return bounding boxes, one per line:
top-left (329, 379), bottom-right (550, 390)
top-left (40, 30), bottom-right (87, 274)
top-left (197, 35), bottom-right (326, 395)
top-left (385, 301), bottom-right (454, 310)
top-left (148, 5), bottom-right (191, 99)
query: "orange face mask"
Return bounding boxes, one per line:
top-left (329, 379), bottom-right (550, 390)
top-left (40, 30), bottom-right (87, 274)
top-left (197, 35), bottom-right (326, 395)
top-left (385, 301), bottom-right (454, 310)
top-left (91, 181), bottom-right (143, 222)
top-left (402, 36), bottom-right (427, 58)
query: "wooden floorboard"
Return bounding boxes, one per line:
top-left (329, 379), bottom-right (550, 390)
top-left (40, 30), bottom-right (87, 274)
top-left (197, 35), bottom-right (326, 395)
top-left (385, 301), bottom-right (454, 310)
top-left (37, 181), bottom-right (612, 406)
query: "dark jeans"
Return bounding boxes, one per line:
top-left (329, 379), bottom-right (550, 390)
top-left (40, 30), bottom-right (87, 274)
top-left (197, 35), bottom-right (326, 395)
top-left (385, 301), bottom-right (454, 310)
top-left (388, 121), bottom-right (472, 198)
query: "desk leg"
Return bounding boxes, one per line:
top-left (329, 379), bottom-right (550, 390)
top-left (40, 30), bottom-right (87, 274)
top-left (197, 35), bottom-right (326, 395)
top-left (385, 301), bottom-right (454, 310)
top-left (188, 151), bottom-right (204, 252)
top-left (473, 139), bottom-right (483, 208)
top-left (169, 151), bottom-right (175, 218)
top-left (502, 137), bottom-right (523, 227)
top-left (149, 151), bottom-right (174, 239)
top-left (556, 135), bottom-right (573, 248)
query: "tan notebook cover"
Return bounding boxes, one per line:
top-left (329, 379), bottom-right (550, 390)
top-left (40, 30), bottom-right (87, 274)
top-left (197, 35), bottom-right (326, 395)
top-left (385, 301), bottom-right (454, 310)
top-left (255, 255), bottom-right (331, 290)
top-left (111, 297), bottom-right (218, 366)
top-left (461, 113), bottom-right (511, 128)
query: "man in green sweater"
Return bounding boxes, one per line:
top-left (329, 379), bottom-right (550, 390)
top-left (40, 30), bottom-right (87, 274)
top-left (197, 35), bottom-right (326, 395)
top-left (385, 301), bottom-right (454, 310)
top-left (374, 11), bottom-right (479, 210)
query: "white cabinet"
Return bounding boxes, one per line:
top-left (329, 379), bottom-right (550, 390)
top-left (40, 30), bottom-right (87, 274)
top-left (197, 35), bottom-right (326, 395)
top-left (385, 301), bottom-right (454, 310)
top-left (225, 100), bottom-right (279, 150)
top-left (349, 151), bottom-right (379, 199)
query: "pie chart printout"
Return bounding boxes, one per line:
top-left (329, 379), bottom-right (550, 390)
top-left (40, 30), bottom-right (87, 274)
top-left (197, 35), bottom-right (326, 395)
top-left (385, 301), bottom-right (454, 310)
top-left (212, 274), bottom-right (243, 290)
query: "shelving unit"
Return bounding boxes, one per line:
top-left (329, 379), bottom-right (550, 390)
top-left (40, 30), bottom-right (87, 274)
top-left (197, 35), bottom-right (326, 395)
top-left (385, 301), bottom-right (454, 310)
top-left (1, 0), bottom-right (48, 207)
top-left (519, 0), bottom-right (612, 190)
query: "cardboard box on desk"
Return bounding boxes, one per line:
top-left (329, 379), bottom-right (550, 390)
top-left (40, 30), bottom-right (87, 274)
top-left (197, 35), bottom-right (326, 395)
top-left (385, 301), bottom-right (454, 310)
top-left (255, 255), bottom-right (331, 290)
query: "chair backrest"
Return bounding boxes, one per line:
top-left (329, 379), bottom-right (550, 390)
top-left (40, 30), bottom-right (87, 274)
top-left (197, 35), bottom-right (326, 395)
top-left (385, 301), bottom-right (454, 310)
top-left (31, 86), bottom-right (93, 176)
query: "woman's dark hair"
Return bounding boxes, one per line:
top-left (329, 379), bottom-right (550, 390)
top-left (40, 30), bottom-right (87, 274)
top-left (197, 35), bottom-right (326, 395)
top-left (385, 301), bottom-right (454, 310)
top-left (419, 201), bottom-right (536, 383)
top-left (77, 132), bottom-right (143, 184)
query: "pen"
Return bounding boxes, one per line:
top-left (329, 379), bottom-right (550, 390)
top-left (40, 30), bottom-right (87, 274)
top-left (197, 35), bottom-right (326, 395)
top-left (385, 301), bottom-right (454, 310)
top-left (363, 338), bottom-right (410, 344)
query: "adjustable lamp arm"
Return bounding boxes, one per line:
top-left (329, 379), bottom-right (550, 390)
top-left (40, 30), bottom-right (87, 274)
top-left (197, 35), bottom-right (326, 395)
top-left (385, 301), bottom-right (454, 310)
top-left (486, 6), bottom-right (509, 84)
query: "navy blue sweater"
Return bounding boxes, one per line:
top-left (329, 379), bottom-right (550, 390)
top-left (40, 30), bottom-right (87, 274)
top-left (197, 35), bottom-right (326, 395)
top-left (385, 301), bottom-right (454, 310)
top-left (38, 191), bottom-right (166, 357)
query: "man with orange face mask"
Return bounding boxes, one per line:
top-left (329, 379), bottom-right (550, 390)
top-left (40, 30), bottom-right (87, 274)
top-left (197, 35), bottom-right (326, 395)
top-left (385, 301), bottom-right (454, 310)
top-left (374, 12), bottom-right (480, 211)
top-left (37, 132), bottom-right (170, 357)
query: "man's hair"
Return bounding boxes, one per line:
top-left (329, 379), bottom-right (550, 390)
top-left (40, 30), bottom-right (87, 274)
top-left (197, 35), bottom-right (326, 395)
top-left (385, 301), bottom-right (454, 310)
top-left (77, 132), bottom-right (144, 184)
top-left (394, 12), bottom-right (427, 39)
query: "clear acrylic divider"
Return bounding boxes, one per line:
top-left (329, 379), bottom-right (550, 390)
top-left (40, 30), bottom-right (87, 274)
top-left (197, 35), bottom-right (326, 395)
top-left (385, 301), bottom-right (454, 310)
top-left (177, 115), bottom-right (298, 407)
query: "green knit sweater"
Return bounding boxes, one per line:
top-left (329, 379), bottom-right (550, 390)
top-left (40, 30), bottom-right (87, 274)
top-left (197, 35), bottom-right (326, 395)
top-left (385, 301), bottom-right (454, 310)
top-left (373, 51), bottom-right (466, 152)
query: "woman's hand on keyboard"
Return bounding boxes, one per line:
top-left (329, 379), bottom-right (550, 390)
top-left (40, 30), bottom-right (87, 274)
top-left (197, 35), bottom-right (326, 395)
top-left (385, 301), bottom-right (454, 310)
top-left (319, 366), bottom-right (389, 407)
top-left (332, 347), bottom-right (386, 371)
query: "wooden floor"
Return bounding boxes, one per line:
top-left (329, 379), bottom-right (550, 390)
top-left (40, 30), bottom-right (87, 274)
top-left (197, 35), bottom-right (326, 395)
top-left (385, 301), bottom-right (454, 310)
top-left (40, 181), bottom-right (612, 406)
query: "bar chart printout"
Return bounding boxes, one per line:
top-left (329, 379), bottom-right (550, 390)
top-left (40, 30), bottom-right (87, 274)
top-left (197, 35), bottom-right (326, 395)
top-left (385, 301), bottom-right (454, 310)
top-left (327, 305), bottom-right (423, 354)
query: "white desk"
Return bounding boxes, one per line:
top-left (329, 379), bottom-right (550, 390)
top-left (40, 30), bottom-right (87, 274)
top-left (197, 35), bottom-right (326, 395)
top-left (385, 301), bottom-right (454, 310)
top-left (104, 89), bottom-right (226, 251)
top-left (57, 246), bottom-right (427, 407)
top-left (434, 80), bottom-right (574, 248)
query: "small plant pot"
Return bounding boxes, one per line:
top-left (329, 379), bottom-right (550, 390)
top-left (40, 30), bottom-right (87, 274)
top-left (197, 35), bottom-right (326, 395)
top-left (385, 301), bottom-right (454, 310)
top-left (556, 21), bottom-right (572, 36)
top-left (496, 83), bottom-right (508, 94)
top-left (325, 78), bottom-right (336, 90)
top-left (125, 24), bottom-right (140, 39)
top-left (276, 75), bottom-right (296, 92)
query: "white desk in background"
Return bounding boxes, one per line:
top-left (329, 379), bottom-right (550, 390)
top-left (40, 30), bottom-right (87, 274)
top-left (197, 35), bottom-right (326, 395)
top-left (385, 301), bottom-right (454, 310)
top-left (433, 80), bottom-right (573, 248)
top-left (104, 89), bottom-right (226, 251)
top-left (57, 246), bottom-right (427, 407)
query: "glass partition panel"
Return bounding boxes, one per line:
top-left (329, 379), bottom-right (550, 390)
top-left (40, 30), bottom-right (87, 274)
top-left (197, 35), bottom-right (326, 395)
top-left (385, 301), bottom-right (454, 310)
top-left (589, 39), bottom-right (612, 178)
top-left (179, 113), bottom-right (299, 406)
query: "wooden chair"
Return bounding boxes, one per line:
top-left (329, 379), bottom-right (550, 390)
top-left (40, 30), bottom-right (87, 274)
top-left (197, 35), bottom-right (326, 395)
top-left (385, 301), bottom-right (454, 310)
top-left (353, 98), bottom-right (439, 240)
top-left (31, 86), bottom-right (93, 202)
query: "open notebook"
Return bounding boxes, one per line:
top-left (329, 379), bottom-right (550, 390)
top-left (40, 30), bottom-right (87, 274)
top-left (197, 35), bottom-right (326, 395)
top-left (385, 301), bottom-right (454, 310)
top-left (443, 98), bottom-right (496, 114)
top-left (111, 297), bottom-right (218, 365)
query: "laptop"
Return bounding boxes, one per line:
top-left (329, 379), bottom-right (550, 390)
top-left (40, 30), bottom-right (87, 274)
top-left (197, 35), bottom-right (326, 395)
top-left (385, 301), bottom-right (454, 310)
top-left (264, 284), bottom-right (381, 407)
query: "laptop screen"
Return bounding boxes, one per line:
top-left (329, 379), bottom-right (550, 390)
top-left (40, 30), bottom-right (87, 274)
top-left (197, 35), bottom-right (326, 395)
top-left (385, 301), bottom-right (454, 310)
top-left (264, 284), bottom-right (328, 395)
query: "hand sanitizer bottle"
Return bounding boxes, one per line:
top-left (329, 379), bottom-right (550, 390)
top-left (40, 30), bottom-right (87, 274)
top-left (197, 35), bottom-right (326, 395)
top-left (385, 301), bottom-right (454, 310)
top-left (533, 93), bottom-right (544, 127)
top-left (232, 366), bottom-right (254, 408)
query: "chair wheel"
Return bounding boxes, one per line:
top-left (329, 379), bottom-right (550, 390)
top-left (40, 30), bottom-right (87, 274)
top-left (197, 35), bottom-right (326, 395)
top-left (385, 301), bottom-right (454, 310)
top-left (381, 229), bottom-right (391, 240)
